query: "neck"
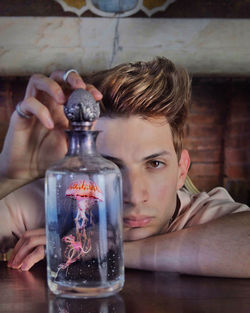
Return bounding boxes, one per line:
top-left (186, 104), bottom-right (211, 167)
top-left (66, 130), bottom-right (99, 156)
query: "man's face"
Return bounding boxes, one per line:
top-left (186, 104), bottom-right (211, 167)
top-left (94, 116), bottom-right (187, 241)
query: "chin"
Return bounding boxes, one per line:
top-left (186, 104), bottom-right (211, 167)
top-left (123, 226), bottom-right (157, 241)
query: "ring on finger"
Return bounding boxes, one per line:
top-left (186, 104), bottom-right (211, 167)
top-left (63, 69), bottom-right (79, 83)
top-left (16, 102), bottom-right (33, 119)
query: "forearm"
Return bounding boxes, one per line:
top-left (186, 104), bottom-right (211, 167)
top-left (0, 179), bottom-right (45, 256)
top-left (0, 177), bottom-right (32, 199)
top-left (124, 212), bottom-right (250, 278)
top-left (0, 152), bottom-right (33, 199)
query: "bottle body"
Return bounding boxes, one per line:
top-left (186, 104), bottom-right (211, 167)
top-left (45, 132), bottom-right (124, 298)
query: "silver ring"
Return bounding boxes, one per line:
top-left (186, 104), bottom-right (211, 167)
top-left (16, 102), bottom-right (32, 119)
top-left (63, 69), bottom-right (79, 83)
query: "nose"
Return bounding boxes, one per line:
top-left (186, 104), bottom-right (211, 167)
top-left (122, 168), bottom-right (149, 206)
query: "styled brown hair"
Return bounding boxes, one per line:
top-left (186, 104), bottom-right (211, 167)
top-left (86, 57), bottom-right (191, 159)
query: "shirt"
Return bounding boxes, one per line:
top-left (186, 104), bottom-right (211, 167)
top-left (168, 187), bottom-right (250, 232)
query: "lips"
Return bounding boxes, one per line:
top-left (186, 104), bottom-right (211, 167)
top-left (123, 216), bottom-right (153, 228)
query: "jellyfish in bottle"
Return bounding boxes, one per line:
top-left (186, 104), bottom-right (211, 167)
top-left (58, 180), bottom-right (103, 270)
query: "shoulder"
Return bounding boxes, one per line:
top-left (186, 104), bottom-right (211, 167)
top-left (168, 187), bottom-right (250, 231)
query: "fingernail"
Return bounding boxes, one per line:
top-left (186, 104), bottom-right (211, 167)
top-left (93, 90), bottom-right (103, 99)
top-left (21, 263), bottom-right (28, 271)
top-left (58, 91), bottom-right (66, 102)
top-left (11, 262), bottom-right (17, 268)
top-left (76, 79), bottom-right (83, 85)
top-left (75, 79), bottom-right (86, 89)
top-left (47, 118), bottom-right (54, 129)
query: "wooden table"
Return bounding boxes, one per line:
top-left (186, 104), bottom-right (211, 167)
top-left (1, 260), bottom-right (250, 313)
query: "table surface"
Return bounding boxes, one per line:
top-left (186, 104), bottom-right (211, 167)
top-left (1, 260), bottom-right (250, 313)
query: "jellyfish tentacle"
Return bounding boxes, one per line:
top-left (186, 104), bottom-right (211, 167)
top-left (59, 234), bottom-right (84, 269)
top-left (58, 180), bottom-right (103, 272)
top-left (82, 228), bottom-right (92, 254)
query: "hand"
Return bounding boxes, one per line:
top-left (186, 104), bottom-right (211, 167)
top-left (8, 228), bottom-right (46, 271)
top-left (7, 227), bottom-right (117, 271)
top-left (0, 70), bottom-right (103, 184)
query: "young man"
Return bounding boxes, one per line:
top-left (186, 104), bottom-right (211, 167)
top-left (0, 57), bottom-right (249, 277)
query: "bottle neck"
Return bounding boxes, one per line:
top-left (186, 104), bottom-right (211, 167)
top-left (66, 130), bottom-right (100, 156)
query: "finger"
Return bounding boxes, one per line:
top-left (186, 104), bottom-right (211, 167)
top-left (10, 234), bottom-right (46, 269)
top-left (21, 245), bottom-right (45, 271)
top-left (15, 97), bottom-right (54, 129)
top-left (51, 70), bottom-right (103, 101)
top-left (50, 70), bottom-right (86, 89)
top-left (8, 228), bottom-right (46, 266)
top-left (86, 83), bottom-right (103, 101)
top-left (8, 230), bottom-right (46, 268)
top-left (25, 74), bottom-right (66, 103)
top-left (8, 237), bottom-right (26, 266)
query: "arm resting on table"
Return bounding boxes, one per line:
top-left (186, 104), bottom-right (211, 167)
top-left (124, 212), bottom-right (250, 278)
top-left (0, 179), bottom-right (45, 254)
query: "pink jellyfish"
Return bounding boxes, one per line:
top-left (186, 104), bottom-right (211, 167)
top-left (59, 180), bottom-right (103, 270)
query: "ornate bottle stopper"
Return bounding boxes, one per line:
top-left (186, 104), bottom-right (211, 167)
top-left (64, 88), bottom-right (100, 130)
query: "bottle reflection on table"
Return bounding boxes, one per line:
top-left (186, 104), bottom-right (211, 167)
top-left (49, 294), bottom-right (125, 313)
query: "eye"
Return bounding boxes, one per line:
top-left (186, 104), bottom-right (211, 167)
top-left (146, 160), bottom-right (165, 169)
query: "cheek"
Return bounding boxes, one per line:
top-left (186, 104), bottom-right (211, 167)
top-left (149, 175), bottom-right (177, 204)
top-left (151, 168), bottom-right (177, 190)
top-left (157, 184), bottom-right (168, 199)
top-left (150, 182), bottom-right (177, 223)
top-left (150, 181), bottom-right (169, 201)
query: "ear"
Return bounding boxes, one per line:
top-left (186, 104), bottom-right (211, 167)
top-left (177, 149), bottom-right (190, 190)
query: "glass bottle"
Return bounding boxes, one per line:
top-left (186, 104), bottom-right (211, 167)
top-left (45, 89), bottom-right (124, 298)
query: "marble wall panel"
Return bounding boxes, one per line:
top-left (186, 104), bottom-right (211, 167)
top-left (0, 17), bottom-right (249, 76)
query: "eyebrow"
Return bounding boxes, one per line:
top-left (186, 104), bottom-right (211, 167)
top-left (102, 150), bottom-right (171, 164)
top-left (142, 151), bottom-right (171, 161)
top-left (102, 155), bottom-right (124, 165)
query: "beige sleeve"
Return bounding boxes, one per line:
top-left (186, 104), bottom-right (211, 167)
top-left (186, 187), bottom-right (250, 226)
top-left (169, 187), bottom-right (250, 232)
top-left (0, 179), bottom-right (45, 253)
